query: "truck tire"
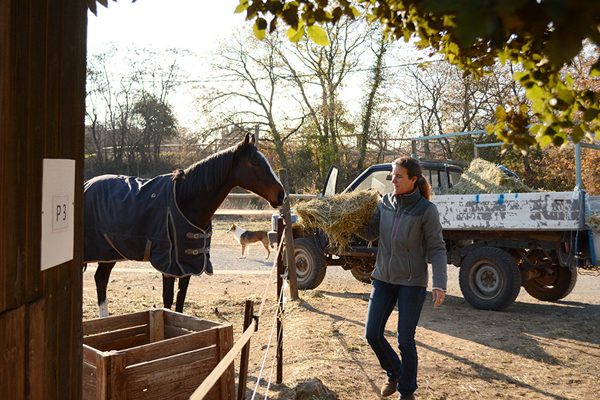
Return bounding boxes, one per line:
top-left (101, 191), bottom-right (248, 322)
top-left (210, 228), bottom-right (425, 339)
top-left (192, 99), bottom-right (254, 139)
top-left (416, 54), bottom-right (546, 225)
top-left (459, 247), bottom-right (522, 311)
top-left (289, 238), bottom-right (327, 290)
top-left (350, 262), bottom-right (374, 283)
top-left (523, 265), bottom-right (577, 301)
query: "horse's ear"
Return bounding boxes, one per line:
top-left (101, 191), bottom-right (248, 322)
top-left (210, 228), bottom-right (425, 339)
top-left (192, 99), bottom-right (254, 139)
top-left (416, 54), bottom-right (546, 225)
top-left (243, 132), bottom-right (251, 147)
top-left (249, 133), bottom-right (256, 146)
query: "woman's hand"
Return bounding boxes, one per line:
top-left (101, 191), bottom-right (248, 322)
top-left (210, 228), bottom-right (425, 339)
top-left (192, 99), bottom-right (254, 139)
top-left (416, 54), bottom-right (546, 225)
top-left (432, 288), bottom-right (446, 308)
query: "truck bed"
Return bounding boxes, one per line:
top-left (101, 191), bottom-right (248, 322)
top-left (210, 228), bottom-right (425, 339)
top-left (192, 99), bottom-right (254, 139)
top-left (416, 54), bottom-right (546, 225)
top-left (433, 191), bottom-right (596, 231)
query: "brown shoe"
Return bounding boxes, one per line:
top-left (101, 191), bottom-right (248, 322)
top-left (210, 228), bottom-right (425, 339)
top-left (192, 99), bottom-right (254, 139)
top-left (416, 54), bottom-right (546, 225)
top-left (380, 379), bottom-right (398, 397)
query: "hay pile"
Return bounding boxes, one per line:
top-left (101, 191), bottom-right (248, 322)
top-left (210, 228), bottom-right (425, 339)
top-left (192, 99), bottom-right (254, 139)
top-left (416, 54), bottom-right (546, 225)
top-left (588, 212), bottom-right (600, 234)
top-left (441, 158), bottom-right (536, 195)
top-left (294, 189), bottom-right (380, 249)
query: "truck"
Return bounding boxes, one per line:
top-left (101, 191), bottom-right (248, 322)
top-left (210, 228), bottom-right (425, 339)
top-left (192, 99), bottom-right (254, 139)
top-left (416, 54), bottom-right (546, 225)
top-left (279, 161), bottom-right (600, 311)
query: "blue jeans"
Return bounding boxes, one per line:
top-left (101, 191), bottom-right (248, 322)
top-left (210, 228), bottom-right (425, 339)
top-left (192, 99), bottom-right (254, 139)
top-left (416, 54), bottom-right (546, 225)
top-left (365, 279), bottom-right (426, 398)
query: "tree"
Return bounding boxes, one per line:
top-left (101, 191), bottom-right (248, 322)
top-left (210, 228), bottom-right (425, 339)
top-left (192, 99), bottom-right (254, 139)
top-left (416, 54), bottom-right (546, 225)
top-left (394, 59), bottom-right (525, 161)
top-left (85, 45), bottom-right (184, 178)
top-left (277, 17), bottom-right (374, 179)
top-left (235, 0), bottom-right (600, 153)
top-left (195, 29), bottom-right (295, 173)
top-left (357, 31), bottom-right (388, 170)
top-left (133, 93), bottom-right (177, 174)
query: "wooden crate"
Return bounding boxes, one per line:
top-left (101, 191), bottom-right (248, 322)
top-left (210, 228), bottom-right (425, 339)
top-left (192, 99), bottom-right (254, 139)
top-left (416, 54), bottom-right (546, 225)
top-left (82, 309), bottom-right (234, 400)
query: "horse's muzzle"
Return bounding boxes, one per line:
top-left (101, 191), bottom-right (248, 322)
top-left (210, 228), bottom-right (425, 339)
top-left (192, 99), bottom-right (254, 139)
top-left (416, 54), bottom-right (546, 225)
top-left (270, 190), bottom-right (285, 208)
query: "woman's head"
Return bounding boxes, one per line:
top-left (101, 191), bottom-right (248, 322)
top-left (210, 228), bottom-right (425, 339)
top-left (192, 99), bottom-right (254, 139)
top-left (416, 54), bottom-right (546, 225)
top-left (391, 156), bottom-right (431, 200)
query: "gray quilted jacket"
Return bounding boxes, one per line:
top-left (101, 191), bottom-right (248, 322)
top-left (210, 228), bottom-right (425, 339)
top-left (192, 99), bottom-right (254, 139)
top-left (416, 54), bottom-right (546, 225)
top-left (359, 188), bottom-right (447, 289)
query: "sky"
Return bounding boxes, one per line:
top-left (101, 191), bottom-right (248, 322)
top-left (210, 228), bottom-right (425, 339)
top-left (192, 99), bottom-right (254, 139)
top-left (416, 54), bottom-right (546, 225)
top-left (87, 0), bottom-right (250, 128)
top-left (87, 0), bottom-right (246, 55)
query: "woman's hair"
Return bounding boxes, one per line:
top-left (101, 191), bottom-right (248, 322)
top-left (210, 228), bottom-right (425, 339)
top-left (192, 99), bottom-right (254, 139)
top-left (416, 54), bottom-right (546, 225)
top-left (392, 156), bottom-right (431, 200)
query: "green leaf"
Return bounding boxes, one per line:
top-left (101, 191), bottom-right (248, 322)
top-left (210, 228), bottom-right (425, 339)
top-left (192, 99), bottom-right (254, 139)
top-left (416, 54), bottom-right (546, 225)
top-left (583, 107), bottom-right (600, 122)
top-left (591, 59), bottom-right (600, 76)
top-left (235, 0), bottom-right (249, 14)
top-left (307, 25), bottom-right (330, 46)
top-left (538, 131), bottom-right (553, 147)
top-left (571, 125), bottom-right (584, 142)
top-left (254, 19), bottom-right (267, 40)
top-left (349, 6), bottom-right (361, 17)
top-left (286, 24), bottom-right (305, 43)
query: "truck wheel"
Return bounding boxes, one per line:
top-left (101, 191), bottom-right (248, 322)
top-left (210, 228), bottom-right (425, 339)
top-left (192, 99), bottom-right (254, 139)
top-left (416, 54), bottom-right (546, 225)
top-left (459, 247), bottom-right (522, 311)
top-left (350, 262), bottom-right (374, 283)
top-left (523, 265), bottom-right (577, 301)
top-left (289, 238), bottom-right (327, 290)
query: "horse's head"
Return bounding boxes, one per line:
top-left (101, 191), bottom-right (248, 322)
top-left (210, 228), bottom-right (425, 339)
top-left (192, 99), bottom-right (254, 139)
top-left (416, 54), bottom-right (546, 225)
top-left (233, 133), bottom-right (285, 208)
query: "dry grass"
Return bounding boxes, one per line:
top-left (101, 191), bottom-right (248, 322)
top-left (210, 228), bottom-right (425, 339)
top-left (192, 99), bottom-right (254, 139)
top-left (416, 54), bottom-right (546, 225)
top-left (441, 158), bottom-right (536, 195)
top-left (294, 189), bottom-right (380, 249)
top-left (588, 212), bottom-right (600, 234)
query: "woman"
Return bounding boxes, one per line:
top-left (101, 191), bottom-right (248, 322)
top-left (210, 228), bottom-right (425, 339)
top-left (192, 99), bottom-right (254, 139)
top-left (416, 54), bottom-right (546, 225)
top-left (359, 156), bottom-right (447, 400)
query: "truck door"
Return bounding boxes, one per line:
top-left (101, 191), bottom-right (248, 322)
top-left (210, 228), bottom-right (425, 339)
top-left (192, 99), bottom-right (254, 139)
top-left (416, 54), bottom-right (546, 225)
top-left (322, 165), bottom-right (339, 197)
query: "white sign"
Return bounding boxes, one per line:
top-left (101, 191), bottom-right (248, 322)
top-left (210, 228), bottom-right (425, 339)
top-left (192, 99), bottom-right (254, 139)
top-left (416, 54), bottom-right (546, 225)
top-left (41, 159), bottom-right (76, 271)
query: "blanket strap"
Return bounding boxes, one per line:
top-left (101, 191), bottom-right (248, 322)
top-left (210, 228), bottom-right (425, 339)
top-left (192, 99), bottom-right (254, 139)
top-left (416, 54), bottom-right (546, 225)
top-left (184, 248), bottom-right (210, 256)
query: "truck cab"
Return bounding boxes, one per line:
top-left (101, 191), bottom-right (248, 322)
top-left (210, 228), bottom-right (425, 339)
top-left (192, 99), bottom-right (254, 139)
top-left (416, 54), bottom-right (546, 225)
top-left (288, 161), bottom-right (463, 289)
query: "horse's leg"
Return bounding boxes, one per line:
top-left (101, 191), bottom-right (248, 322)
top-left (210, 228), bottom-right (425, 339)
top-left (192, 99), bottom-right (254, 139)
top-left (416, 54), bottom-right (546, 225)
top-left (162, 275), bottom-right (176, 309)
top-left (175, 276), bottom-right (191, 313)
top-left (94, 262), bottom-right (116, 318)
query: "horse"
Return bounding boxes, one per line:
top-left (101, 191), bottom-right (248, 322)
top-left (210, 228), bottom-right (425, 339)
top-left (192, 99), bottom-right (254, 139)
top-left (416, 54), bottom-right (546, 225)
top-left (83, 132), bottom-right (285, 317)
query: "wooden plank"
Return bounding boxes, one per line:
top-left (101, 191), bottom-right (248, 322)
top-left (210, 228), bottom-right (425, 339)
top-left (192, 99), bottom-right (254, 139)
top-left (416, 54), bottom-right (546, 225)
top-left (163, 310), bottom-right (221, 331)
top-left (59, 1), bottom-right (86, 398)
top-left (165, 324), bottom-right (197, 338)
top-left (149, 309), bottom-right (164, 342)
top-left (28, 300), bottom-right (45, 400)
top-left (190, 320), bottom-right (256, 400)
top-left (83, 310), bottom-right (150, 336)
top-left (125, 328), bottom-right (218, 367)
top-left (96, 352), bottom-right (109, 400)
top-left (109, 351), bottom-right (127, 400)
top-left (217, 325), bottom-right (235, 399)
top-left (0, 306), bottom-right (25, 399)
top-left (24, 0), bottom-right (45, 305)
top-left (86, 332), bottom-right (150, 353)
top-left (82, 361), bottom-right (98, 400)
top-left (128, 346), bottom-right (217, 377)
top-left (0, 0), bottom-right (13, 313)
top-left (84, 324), bottom-right (149, 345)
top-left (83, 344), bottom-right (99, 364)
top-left (237, 301), bottom-right (254, 400)
top-left (127, 349), bottom-right (219, 400)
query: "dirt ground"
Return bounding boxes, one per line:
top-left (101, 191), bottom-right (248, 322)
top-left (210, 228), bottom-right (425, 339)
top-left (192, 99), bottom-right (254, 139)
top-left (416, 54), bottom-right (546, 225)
top-left (82, 216), bottom-right (600, 400)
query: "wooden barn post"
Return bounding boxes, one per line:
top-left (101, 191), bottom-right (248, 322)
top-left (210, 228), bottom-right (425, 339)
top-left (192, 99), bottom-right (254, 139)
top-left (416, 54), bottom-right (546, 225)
top-left (0, 0), bottom-right (87, 398)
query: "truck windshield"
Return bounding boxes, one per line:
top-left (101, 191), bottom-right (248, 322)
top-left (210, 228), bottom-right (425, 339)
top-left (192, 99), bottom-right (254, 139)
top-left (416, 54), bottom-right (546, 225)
top-left (353, 171), bottom-right (393, 194)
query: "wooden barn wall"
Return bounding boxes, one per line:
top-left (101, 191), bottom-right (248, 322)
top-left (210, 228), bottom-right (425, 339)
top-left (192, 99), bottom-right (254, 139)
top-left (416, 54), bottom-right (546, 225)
top-left (0, 0), bottom-right (87, 398)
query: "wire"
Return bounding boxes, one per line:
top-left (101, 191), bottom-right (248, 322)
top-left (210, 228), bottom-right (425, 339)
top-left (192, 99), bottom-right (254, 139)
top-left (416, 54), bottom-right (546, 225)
top-left (249, 230), bottom-right (289, 400)
top-left (251, 266), bottom-right (288, 399)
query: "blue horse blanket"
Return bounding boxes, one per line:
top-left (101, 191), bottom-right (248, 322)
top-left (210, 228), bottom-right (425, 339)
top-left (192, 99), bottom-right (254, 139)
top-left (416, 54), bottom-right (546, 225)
top-left (83, 174), bottom-right (213, 277)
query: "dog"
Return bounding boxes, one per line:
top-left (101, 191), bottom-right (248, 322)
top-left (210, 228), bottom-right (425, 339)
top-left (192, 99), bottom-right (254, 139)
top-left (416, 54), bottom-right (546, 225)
top-left (227, 223), bottom-right (273, 260)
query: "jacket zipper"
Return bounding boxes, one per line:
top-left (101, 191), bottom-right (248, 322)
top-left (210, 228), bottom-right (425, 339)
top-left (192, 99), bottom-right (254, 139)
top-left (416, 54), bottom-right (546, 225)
top-left (392, 197), bottom-right (412, 281)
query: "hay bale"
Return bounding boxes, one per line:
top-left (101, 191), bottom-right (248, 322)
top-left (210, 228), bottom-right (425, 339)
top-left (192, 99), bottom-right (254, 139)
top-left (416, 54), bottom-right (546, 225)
top-left (588, 212), bottom-right (600, 234)
top-left (441, 158), bottom-right (536, 195)
top-left (294, 189), bottom-right (380, 249)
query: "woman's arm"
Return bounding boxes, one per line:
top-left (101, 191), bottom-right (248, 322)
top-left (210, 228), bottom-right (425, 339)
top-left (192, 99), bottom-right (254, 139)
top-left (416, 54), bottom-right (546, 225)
top-left (355, 202), bottom-right (381, 242)
top-left (422, 204), bottom-right (447, 291)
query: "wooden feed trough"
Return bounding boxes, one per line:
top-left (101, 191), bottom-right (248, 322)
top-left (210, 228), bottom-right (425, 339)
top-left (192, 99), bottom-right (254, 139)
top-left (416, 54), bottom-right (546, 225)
top-left (82, 309), bottom-right (234, 400)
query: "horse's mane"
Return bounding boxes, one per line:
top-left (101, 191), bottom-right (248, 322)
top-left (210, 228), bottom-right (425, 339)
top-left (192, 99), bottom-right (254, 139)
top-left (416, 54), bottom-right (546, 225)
top-left (173, 141), bottom-right (252, 200)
